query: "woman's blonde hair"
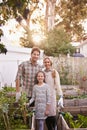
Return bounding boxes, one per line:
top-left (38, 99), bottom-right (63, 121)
top-left (43, 57), bottom-right (53, 66)
top-left (44, 57), bottom-right (56, 78)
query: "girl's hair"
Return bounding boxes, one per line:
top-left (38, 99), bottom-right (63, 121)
top-left (35, 71), bottom-right (45, 84)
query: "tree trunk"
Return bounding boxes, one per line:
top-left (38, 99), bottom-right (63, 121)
top-left (45, 0), bottom-right (56, 31)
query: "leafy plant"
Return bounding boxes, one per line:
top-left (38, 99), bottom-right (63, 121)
top-left (0, 86), bottom-right (33, 130)
top-left (64, 112), bottom-right (87, 128)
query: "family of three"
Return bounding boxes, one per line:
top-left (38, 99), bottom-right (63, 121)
top-left (15, 47), bottom-right (63, 130)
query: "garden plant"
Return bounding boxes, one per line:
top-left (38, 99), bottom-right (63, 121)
top-left (0, 86), bottom-right (33, 130)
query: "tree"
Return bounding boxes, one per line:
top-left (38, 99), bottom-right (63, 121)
top-left (0, 0), bottom-right (41, 47)
top-left (0, 43), bottom-right (7, 54)
top-left (55, 0), bottom-right (87, 41)
top-left (45, 0), bottom-right (56, 30)
top-left (0, 0), bottom-right (86, 56)
top-left (0, 0), bottom-right (40, 25)
top-left (40, 27), bottom-right (75, 56)
top-left (0, 28), bottom-right (7, 54)
top-left (0, 0), bottom-right (87, 39)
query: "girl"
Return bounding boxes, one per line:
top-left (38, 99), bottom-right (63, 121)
top-left (43, 57), bottom-right (63, 130)
top-left (28, 71), bottom-right (51, 130)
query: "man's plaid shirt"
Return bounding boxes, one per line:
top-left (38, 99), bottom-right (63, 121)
top-left (16, 60), bottom-right (42, 97)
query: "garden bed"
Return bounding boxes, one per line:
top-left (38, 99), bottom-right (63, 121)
top-left (56, 97), bottom-right (87, 130)
top-left (62, 98), bottom-right (87, 115)
top-left (62, 106), bottom-right (87, 116)
top-left (57, 114), bottom-right (87, 130)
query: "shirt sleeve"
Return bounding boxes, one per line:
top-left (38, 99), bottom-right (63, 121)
top-left (15, 63), bottom-right (24, 81)
top-left (54, 70), bottom-right (63, 96)
top-left (32, 86), bottom-right (36, 100)
top-left (46, 85), bottom-right (51, 104)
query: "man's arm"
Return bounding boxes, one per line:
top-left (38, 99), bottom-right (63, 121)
top-left (15, 78), bottom-right (21, 102)
top-left (16, 78), bottom-right (21, 92)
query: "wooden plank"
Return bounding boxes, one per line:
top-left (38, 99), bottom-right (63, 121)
top-left (67, 128), bottom-right (87, 130)
top-left (57, 115), bottom-right (87, 130)
top-left (62, 106), bottom-right (87, 116)
top-left (64, 98), bottom-right (87, 107)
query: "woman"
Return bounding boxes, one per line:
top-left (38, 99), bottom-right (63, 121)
top-left (43, 57), bottom-right (63, 130)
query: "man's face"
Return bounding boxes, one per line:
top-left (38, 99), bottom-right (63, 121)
top-left (31, 51), bottom-right (40, 63)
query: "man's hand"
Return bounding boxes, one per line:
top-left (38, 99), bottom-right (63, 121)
top-left (16, 92), bottom-right (21, 102)
top-left (58, 97), bottom-right (64, 108)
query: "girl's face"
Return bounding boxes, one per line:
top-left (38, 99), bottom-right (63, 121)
top-left (37, 72), bottom-right (45, 84)
top-left (44, 58), bottom-right (52, 70)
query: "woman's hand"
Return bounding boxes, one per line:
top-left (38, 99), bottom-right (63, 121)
top-left (45, 110), bottom-right (49, 116)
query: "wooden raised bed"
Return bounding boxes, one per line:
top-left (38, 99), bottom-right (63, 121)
top-left (62, 106), bottom-right (87, 116)
top-left (56, 98), bottom-right (87, 130)
top-left (57, 114), bottom-right (87, 130)
top-left (62, 98), bottom-right (87, 116)
top-left (44, 98), bottom-right (87, 130)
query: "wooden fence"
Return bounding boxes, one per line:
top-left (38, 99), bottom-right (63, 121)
top-left (52, 57), bottom-right (87, 90)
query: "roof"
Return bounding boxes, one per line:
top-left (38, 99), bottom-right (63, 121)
top-left (73, 53), bottom-right (84, 57)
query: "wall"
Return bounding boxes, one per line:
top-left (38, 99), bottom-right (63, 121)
top-left (79, 40), bottom-right (87, 57)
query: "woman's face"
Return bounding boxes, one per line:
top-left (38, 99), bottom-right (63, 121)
top-left (44, 58), bottom-right (52, 69)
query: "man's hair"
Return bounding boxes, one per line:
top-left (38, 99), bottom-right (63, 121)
top-left (31, 47), bottom-right (40, 54)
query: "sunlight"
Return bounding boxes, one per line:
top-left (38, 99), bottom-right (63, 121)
top-left (1, 0), bottom-right (87, 47)
top-left (82, 19), bottom-right (87, 33)
top-left (32, 34), bottom-right (43, 45)
top-left (1, 19), bottom-right (24, 46)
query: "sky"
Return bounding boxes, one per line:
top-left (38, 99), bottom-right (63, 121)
top-left (0, 19), bottom-right (25, 46)
top-left (82, 19), bottom-right (87, 33)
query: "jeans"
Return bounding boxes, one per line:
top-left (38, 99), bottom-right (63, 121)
top-left (36, 119), bottom-right (44, 130)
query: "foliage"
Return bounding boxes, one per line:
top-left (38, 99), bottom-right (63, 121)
top-left (0, 0), bottom-right (45, 49)
top-left (0, 43), bottom-right (7, 54)
top-left (20, 29), bottom-right (34, 48)
top-left (65, 94), bottom-right (87, 99)
top-left (41, 28), bottom-right (75, 56)
top-left (0, 0), bottom-right (87, 47)
top-left (0, 86), bottom-right (33, 130)
top-left (0, 0), bottom-right (40, 25)
top-left (0, 28), bottom-right (7, 54)
top-left (55, 0), bottom-right (87, 41)
top-left (64, 112), bottom-right (87, 128)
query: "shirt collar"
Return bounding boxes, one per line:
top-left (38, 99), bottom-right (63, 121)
top-left (29, 59), bottom-right (38, 66)
top-left (44, 69), bottom-right (52, 72)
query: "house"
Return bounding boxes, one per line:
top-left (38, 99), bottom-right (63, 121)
top-left (78, 39), bottom-right (87, 57)
top-left (71, 40), bottom-right (87, 57)
top-left (0, 45), bottom-right (44, 89)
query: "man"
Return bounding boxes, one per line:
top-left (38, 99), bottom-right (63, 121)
top-left (16, 47), bottom-right (42, 101)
